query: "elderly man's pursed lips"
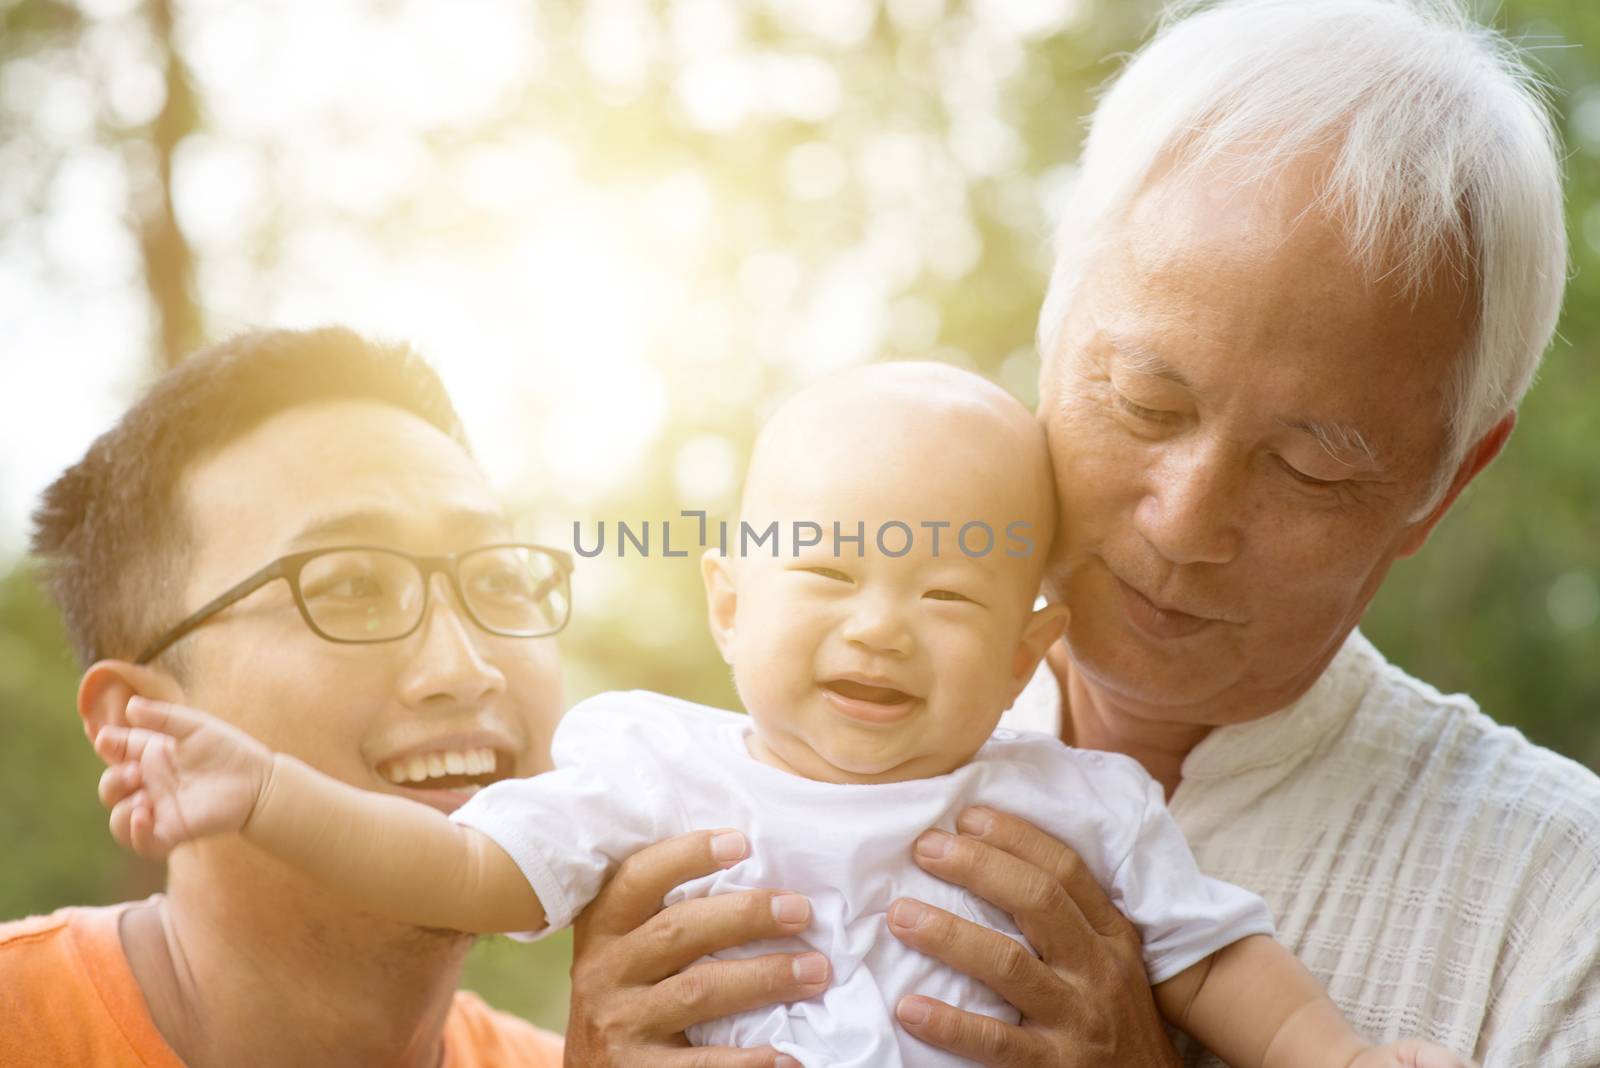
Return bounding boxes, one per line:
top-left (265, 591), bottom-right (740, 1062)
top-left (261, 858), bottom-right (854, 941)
top-left (1112, 572), bottom-right (1236, 641)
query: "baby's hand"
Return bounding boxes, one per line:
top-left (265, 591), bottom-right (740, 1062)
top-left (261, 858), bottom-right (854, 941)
top-left (93, 697), bottom-right (273, 860)
top-left (1350, 1039), bottom-right (1475, 1068)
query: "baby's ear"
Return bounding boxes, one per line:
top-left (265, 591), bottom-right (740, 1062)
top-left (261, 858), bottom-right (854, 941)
top-left (1008, 602), bottom-right (1068, 704)
top-left (700, 548), bottom-right (738, 664)
top-left (78, 660), bottom-right (185, 746)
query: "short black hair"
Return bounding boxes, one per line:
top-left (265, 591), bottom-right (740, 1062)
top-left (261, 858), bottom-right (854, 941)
top-left (30, 326), bottom-right (471, 667)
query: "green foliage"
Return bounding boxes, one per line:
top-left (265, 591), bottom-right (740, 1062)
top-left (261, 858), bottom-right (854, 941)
top-left (0, 564), bottom-right (163, 921)
top-left (462, 930), bottom-right (574, 1035)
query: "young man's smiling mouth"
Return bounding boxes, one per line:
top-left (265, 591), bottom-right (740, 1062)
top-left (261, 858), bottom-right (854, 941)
top-left (375, 734), bottom-right (517, 813)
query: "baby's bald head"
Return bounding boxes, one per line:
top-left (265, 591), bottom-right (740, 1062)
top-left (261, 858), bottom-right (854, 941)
top-left (740, 361), bottom-right (1055, 590)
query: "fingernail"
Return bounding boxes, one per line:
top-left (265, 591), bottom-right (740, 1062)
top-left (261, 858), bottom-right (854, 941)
top-left (957, 807), bottom-right (994, 836)
top-left (791, 952), bottom-right (828, 984)
top-left (771, 893), bottom-right (810, 925)
top-left (710, 831), bottom-right (747, 864)
top-left (914, 830), bottom-right (951, 859)
top-left (896, 997), bottom-right (931, 1025)
top-left (888, 900), bottom-right (927, 929)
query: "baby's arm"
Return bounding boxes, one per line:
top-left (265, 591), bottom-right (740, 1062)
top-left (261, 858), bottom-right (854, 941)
top-left (95, 697), bottom-right (545, 934)
top-left (1154, 935), bottom-right (1472, 1068)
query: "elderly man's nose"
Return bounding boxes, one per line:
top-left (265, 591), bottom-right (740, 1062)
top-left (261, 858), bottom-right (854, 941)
top-left (1135, 443), bottom-right (1242, 567)
top-left (398, 574), bottom-right (506, 707)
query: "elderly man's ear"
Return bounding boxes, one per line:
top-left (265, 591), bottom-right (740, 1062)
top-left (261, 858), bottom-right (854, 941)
top-left (78, 660), bottom-right (185, 746)
top-left (701, 549), bottom-right (738, 665)
top-left (1397, 411), bottom-right (1516, 559)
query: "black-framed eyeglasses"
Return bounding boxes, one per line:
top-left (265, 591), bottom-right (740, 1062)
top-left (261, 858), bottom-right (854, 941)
top-left (135, 544), bottom-right (575, 666)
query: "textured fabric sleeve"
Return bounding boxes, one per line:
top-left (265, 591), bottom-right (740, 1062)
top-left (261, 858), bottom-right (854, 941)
top-left (1111, 775), bottom-right (1277, 984)
top-left (450, 693), bottom-right (684, 939)
top-left (1476, 810), bottom-right (1600, 1068)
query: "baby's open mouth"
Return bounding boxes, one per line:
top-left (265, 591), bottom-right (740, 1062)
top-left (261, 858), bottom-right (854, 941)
top-left (822, 679), bottom-right (914, 705)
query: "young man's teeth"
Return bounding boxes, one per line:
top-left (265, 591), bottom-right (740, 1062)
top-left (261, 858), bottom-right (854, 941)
top-left (384, 748), bottom-right (501, 785)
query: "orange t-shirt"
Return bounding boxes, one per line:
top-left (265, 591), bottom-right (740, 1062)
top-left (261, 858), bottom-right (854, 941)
top-left (0, 901), bottom-right (565, 1067)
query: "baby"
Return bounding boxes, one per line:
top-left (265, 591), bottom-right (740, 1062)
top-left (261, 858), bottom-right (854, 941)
top-left (95, 363), bottom-right (1470, 1068)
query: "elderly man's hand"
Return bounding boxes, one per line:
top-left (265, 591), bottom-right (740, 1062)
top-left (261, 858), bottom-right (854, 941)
top-left (565, 829), bottom-right (830, 1068)
top-left (887, 806), bottom-right (1181, 1067)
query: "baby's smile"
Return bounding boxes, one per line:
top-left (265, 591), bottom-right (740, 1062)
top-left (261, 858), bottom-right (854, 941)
top-left (818, 674), bottom-right (921, 725)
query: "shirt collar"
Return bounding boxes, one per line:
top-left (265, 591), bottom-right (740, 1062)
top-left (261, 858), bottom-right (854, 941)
top-left (1178, 628), bottom-right (1382, 781)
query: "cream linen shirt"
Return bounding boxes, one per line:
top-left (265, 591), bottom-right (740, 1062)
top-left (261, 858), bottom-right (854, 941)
top-left (1000, 629), bottom-right (1600, 1068)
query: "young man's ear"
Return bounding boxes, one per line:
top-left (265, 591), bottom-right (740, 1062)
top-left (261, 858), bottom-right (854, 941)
top-left (700, 549), bottom-right (738, 665)
top-left (78, 660), bottom-right (184, 744)
top-left (1009, 602), bottom-right (1069, 705)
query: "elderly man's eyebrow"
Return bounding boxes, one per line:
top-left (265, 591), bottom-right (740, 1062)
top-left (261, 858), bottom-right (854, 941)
top-left (1278, 417), bottom-right (1382, 469)
top-left (1103, 332), bottom-right (1382, 469)
top-left (1106, 333), bottom-right (1193, 388)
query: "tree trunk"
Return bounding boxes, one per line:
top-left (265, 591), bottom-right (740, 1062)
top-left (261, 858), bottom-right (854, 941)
top-left (133, 0), bottom-right (201, 370)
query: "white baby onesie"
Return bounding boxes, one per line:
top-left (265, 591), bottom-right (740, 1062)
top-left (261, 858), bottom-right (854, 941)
top-left (452, 691), bottom-right (1274, 1067)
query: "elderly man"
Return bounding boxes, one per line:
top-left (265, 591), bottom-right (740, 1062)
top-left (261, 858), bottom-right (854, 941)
top-left (1, 330), bottom-right (826, 1067)
top-left (566, 2), bottom-right (1600, 1066)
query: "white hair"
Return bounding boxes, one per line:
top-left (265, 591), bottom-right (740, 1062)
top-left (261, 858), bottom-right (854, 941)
top-left (1038, 0), bottom-right (1568, 511)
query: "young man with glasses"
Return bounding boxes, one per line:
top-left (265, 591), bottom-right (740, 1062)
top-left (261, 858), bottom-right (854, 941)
top-left (3, 328), bottom-right (818, 1067)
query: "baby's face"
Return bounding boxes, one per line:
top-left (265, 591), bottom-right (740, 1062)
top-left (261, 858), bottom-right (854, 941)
top-left (703, 364), bottom-right (1063, 784)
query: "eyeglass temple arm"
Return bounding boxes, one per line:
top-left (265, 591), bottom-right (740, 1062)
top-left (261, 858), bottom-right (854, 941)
top-left (133, 562), bottom-right (286, 665)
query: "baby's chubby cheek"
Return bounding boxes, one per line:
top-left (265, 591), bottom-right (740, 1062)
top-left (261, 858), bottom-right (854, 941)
top-left (728, 645), bottom-right (809, 725)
